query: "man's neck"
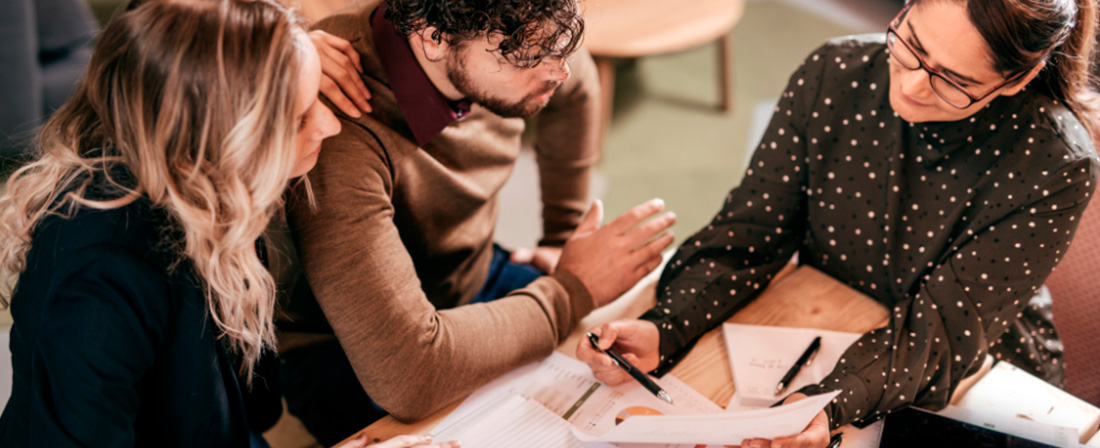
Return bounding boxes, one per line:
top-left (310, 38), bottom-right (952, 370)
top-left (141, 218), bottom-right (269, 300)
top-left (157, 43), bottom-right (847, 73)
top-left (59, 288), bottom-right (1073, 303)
top-left (408, 37), bottom-right (464, 101)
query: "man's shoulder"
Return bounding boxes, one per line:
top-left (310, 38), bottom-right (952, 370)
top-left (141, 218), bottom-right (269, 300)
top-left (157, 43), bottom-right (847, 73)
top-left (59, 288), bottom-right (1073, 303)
top-left (312, 0), bottom-right (382, 48)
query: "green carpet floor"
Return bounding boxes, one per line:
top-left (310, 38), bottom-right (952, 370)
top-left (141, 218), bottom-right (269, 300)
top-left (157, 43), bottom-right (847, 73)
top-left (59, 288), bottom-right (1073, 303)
top-left (596, 0), bottom-right (862, 247)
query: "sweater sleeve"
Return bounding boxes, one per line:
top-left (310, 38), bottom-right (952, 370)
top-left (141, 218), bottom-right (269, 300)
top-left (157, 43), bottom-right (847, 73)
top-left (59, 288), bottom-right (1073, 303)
top-left (27, 245), bottom-right (171, 447)
top-left (288, 122), bottom-right (594, 422)
top-left (532, 46), bottom-right (601, 246)
top-left (799, 156), bottom-right (1097, 428)
top-left (641, 45), bottom-right (828, 375)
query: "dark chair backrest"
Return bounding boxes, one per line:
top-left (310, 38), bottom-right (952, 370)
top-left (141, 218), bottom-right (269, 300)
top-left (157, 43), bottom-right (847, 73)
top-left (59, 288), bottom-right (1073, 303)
top-left (1046, 196), bottom-right (1100, 406)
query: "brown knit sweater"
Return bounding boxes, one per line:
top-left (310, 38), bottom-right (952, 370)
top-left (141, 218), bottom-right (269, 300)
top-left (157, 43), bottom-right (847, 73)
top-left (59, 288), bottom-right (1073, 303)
top-left (281, 0), bottom-right (602, 422)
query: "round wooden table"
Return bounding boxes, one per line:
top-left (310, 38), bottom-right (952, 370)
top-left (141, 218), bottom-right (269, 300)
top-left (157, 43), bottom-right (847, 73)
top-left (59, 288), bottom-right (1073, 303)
top-left (581, 0), bottom-right (746, 130)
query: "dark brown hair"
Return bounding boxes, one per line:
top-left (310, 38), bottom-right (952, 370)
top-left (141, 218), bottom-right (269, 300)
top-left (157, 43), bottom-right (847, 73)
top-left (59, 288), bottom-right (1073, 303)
top-left (927, 0), bottom-right (1100, 141)
top-left (385, 0), bottom-right (584, 67)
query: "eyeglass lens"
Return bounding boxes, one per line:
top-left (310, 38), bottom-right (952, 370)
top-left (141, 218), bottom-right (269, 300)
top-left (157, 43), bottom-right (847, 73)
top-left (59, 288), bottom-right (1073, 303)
top-left (886, 30), bottom-right (973, 108)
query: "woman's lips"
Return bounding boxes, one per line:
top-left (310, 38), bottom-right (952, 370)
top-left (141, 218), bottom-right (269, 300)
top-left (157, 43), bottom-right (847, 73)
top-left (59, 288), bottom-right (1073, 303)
top-left (901, 92), bottom-right (928, 107)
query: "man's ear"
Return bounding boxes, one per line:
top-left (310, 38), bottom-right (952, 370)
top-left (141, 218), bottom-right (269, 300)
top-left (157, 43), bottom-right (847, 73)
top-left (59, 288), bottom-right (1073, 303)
top-left (411, 26), bottom-right (449, 62)
top-left (1002, 60), bottom-right (1046, 96)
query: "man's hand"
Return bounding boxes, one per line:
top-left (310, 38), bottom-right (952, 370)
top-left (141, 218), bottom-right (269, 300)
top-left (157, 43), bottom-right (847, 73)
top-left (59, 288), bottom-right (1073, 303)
top-left (309, 30), bottom-right (372, 117)
top-left (509, 246), bottom-right (562, 273)
top-left (575, 319), bottom-right (660, 384)
top-left (557, 199), bottom-right (676, 308)
top-left (735, 393), bottom-right (831, 448)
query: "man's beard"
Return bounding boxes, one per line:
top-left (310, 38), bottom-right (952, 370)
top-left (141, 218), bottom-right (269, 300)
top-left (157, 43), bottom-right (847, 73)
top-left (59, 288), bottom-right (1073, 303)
top-left (446, 54), bottom-right (560, 119)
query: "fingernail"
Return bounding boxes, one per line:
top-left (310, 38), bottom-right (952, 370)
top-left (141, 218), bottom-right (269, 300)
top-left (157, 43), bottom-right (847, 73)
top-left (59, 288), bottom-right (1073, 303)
top-left (652, 198), bottom-right (664, 207)
top-left (350, 111), bottom-right (362, 118)
top-left (667, 212), bottom-right (677, 220)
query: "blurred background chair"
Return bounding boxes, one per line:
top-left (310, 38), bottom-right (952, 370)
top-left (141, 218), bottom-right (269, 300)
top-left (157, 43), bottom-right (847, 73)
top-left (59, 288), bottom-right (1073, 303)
top-left (0, 0), bottom-right (97, 160)
top-left (1046, 195), bottom-right (1100, 407)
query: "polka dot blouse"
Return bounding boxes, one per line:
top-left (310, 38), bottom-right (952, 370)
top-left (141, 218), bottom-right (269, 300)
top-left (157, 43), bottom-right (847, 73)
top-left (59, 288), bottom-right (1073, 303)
top-left (640, 35), bottom-right (1100, 429)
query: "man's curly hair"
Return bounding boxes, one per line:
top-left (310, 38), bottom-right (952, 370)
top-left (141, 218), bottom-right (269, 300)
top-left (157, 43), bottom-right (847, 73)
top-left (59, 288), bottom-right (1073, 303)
top-left (386, 0), bottom-right (584, 67)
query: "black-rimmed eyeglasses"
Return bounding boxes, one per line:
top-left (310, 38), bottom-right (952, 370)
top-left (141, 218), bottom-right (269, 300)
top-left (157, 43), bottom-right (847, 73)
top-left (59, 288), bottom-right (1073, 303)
top-left (886, 3), bottom-right (1026, 109)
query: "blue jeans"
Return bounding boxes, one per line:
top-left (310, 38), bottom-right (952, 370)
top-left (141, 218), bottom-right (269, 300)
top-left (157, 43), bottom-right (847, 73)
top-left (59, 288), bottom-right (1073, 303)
top-left (470, 244), bottom-right (545, 304)
top-left (281, 245), bottom-right (544, 446)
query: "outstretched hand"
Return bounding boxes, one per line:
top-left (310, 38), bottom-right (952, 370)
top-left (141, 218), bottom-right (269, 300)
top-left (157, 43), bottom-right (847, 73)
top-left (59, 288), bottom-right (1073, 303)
top-left (557, 199), bottom-right (676, 308)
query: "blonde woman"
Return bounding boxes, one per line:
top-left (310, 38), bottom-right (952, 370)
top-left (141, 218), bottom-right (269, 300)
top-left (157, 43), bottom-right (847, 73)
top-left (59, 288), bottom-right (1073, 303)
top-left (0, 1), bottom-right (454, 447)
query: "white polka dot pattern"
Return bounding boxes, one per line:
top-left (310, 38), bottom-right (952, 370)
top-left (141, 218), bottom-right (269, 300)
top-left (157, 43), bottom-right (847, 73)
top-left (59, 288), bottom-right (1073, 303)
top-left (640, 35), bottom-right (1100, 429)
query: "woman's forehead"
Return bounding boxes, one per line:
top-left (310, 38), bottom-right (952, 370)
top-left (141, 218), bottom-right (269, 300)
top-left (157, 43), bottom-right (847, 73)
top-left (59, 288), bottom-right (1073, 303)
top-left (906, 1), bottom-right (1000, 84)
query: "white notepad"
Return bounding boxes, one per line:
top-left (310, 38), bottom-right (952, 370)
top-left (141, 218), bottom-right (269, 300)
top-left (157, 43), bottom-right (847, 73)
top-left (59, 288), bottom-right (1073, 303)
top-left (722, 323), bottom-right (862, 408)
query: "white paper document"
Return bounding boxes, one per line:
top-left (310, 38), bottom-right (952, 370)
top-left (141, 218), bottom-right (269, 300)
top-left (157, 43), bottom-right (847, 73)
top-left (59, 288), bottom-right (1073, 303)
top-left (936, 405), bottom-right (1080, 448)
top-left (432, 352), bottom-right (721, 448)
top-left (432, 393), bottom-right (585, 448)
top-left (572, 390), bottom-right (840, 445)
top-left (432, 352), bottom-right (838, 447)
top-left (723, 323), bottom-right (862, 407)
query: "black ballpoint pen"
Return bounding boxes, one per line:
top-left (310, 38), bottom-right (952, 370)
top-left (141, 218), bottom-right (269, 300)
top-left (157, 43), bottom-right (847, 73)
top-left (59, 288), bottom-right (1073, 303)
top-left (775, 336), bottom-right (822, 396)
top-left (827, 432), bottom-right (844, 448)
top-left (586, 332), bottom-right (674, 405)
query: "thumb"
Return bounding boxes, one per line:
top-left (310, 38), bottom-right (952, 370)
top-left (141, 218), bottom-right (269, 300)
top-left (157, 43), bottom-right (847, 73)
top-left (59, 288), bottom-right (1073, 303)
top-left (575, 199), bottom-right (604, 235)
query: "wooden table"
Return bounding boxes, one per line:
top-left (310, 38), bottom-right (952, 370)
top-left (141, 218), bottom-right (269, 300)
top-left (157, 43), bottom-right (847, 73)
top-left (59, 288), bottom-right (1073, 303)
top-left (581, 0), bottom-right (746, 140)
top-left (349, 265), bottom-right (890, 444)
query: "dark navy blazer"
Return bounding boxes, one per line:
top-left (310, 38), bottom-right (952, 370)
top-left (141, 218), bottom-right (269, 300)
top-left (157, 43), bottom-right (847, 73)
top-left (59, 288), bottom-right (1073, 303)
top-left (0, 189), bottom-right (280, 447)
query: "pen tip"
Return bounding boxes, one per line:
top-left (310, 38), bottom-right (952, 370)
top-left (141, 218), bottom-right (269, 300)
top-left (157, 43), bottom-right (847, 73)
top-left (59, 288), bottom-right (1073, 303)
top-left (775, 384), bottom-right (786, 396)
top-left (659, 391), bottom-right (674, 405)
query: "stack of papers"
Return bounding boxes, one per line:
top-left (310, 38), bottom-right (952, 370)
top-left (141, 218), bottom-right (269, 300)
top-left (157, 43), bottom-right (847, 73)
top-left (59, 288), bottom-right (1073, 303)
top-left (431, 352), bottom-right (837, 447)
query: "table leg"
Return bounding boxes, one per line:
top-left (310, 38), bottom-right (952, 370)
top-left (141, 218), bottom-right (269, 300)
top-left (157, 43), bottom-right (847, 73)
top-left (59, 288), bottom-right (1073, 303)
top-left (595, 56), bottom-right (615, 154)
top-left (718, 33), bottom-right (734, 112)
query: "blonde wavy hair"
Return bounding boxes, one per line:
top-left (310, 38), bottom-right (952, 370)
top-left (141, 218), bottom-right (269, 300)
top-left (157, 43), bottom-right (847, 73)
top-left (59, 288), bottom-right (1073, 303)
top-left (0, 0), bottom-right (309, 379)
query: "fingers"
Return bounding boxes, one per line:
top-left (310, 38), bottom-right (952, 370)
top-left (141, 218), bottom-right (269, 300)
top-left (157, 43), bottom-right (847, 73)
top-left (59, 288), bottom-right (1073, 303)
top-left (606, 198), bottom-right (665, 236)
top-left (577, 325), bottom-right (630, 385)
top-left (337, 432), bottom-right (369, 448)
top-left (369, 434), bottom-right (435, 448)
top-left (426, 441), bottom-right (460, 448)
top-left (325, 31), bottom-right (364, 75)
top-left (742, 438), bottom-right (772, 448)
top-left (631, 231), bottom-right (674, 278)
top-left (320, 77), bottom-right (364, 118)
top-left (628, 211), bottom-right (677, 244)
top-left (574, 199), bottom-right (604, 235)
top-left (311, 32), bottom-right (371, 116)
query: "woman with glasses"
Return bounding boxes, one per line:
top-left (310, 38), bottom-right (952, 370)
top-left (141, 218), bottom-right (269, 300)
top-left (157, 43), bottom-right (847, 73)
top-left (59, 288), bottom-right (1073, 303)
top-left (578, 0), bottom-right (1099, 446)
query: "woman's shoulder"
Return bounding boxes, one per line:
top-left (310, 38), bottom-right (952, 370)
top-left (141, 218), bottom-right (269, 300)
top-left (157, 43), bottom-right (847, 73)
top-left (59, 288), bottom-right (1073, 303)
top-left (35, 194), bottom-right (173, 262)
top-left (800, 34), bottom-right (888, 71)
top-left (1024, 95), bottom-right (1098, 164)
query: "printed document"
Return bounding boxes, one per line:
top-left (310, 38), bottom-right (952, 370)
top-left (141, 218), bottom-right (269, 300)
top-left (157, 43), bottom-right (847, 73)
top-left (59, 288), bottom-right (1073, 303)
top-left (431, 352), bottom-right (837, 447)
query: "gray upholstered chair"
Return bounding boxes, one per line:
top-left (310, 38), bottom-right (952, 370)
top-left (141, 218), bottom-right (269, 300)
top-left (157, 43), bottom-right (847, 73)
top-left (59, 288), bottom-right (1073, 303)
top-left (0, 0), bottom-right (97, 157)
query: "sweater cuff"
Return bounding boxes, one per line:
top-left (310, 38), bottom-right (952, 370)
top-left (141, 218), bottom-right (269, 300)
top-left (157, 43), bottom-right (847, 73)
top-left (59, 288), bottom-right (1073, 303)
top-left (550, 269), bottom-right (595, 328)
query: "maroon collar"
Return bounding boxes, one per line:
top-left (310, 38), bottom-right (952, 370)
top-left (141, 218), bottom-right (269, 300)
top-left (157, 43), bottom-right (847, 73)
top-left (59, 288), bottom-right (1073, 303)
top-left (372, 2), bottom-right (471, 146)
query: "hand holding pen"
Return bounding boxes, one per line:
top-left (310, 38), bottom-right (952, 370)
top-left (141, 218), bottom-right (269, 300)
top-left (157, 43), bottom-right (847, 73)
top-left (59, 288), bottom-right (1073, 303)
top-left (586, 332), bottom-right (674, 404)
top-left (576, 320), bottom-right (667, 399)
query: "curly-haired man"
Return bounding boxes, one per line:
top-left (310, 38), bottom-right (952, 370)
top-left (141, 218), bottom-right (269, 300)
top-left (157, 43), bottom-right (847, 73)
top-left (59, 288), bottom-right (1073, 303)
top-left (277, 0), bottom-right (677, 444)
